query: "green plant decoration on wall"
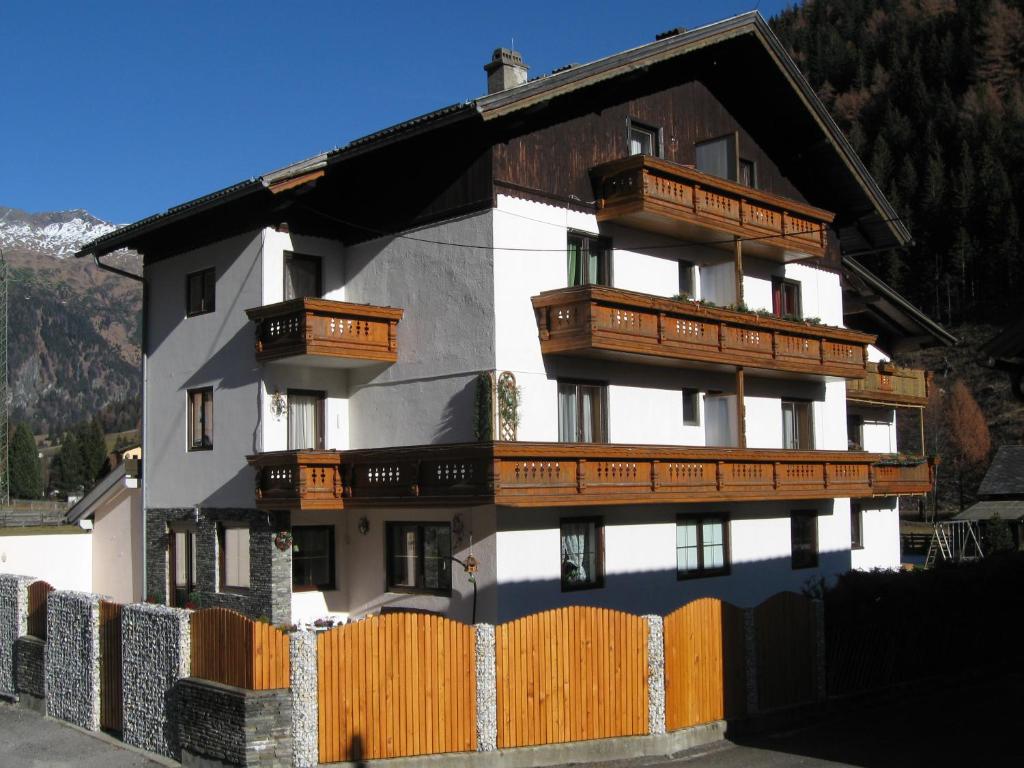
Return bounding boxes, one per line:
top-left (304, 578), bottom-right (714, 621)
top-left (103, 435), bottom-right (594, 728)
top-left (473, 371), bottom-right (495, 441)
top-left (497, 371), bottom-right (521, 441)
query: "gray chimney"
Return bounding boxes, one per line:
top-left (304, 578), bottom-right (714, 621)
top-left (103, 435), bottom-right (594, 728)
top-left (484, 48), bottom-right (528, 94)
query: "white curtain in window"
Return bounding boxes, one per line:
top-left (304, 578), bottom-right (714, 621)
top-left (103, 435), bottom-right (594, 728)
top-left (224, 527), bottom-right (250, 588)
top-left (558, 385), bottom-right (577, 442)
top-left (561, 523), bottom-right (589, 584)
top-left (288, 394), bottom-right (318, 450)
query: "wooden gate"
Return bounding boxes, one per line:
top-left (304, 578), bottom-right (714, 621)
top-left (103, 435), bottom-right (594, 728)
top-left (495, 606), bottom-right (648, 749)
top-left (99, 600), bottom-right (123, 732)
top-left (27, 580), bottom-right (53, 639)
top-left (664, 597), bottom-right (746, 730)
top-left (317, 612), bottom-right (476, 763)
top-left (754, 592), bottom-right (817, 711)
top-left (190, 608), bottom-right (290, 690)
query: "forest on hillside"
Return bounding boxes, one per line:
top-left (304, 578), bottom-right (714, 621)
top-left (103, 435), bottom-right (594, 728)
top-left (771, 0), bottom-right (1024, 327)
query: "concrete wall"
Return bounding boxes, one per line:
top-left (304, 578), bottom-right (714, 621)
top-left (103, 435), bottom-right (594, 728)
top-left (0, 528), bottom-right (92, 591)
top-left (91, 483), bottom-right (144, 604)
top-left (345, 211), bottom-right (496, 449)
top-left (145, 230), bottom-right (264, 510)
top-left (45, 590), bottom-right (100, 731)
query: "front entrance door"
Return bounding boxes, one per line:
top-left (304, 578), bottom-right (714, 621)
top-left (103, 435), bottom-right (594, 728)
top-left (168, 527), bottom-right (197, 607)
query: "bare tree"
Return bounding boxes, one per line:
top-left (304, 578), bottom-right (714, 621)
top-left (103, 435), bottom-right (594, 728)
top-left (945, 380), bottom-right (992, 512)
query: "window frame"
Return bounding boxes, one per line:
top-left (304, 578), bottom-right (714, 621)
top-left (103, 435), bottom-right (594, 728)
top-left (850, 503), bottom-right (864, 550)
top-left (283, 251), bottom-right (323, 301)
top-left (675, 514), bottom-right (730, 580)
top-left (626, 117), bottom-right (662, 158)
top-left (739, 158), bottom-right (757, 188)
top-left (286, 389), bottom-right (326, 451)
top-left (385, 521), bottom-right (452, 596)
top-left (847, 413), bottom-right (865, 451)
top-left (791, 511), bottom-right (819, 570)
top-left (682, 388), bottom-right (702, 427)
top-left (781, 399), bottom-right (814, 451)
top-left (678, 259), bottom-right (696, 299)
top-left (772, 277), bottom-right (802, 318)
top-left (185, 267), bottom-right (216, 317)
top-left (557, 379), bottom-right (609, 443)
top-left (567, 231), bottom-right (612, 288)
top-left (187, 387), bottom-right (214, 452)
top-left (560, 516), bottom-right (605, 592)
top-left (167, 524), bottom-right (197, 608)
top-left (218, 522), bottom-right (251, 593)
top-left (292, 525), bottom-right (337, 592)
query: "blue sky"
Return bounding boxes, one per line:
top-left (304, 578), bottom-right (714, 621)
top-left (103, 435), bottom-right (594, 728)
top-left (1, 1), bottom-right (792, 224)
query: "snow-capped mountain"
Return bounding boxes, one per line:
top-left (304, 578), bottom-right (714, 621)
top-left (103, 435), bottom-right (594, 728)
top-left (0, 206), bottom-right (119, 258)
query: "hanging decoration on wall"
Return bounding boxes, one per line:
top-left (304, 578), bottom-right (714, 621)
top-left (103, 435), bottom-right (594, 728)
top-left (274, 530), bottom-right (293, 552)
top-left (269, 389), bottom-right (287, 420)
top-left (357, 517), bottom-right (370, 536)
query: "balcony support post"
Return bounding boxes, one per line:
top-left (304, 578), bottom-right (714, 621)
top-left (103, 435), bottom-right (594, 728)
top-left (736, 366), bottom-right (747, 449)
top-left (733, 236), bottom-right (744, 306)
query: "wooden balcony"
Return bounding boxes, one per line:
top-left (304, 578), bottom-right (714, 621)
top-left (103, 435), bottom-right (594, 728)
top-left (245, 298), bottom-right (403, 366)
top-left (591, 155), bottom-right (835, 261)
top-left (248, 450), bottom-right (344, 511)
top-left (531, 286), bottom-right (874, 379)
top-left (247, 444), bottom-right (935, 510)
top-left (846, 363), bottom-right (929, 407)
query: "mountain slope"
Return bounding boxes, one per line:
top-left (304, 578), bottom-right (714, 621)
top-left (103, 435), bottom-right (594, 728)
top-left (2, 206), bottom-right (141, 435)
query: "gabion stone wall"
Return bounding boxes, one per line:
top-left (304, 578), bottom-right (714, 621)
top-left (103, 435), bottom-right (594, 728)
top-left (645, 615), bottom-right (666, 735)
top-left (177, 677), bottom-right (292, 767)
top-left (45, 591), bottom-right (101, 730)
top-left (0, 574), bottom-right (32, 699)
top-left (289, 631), bottom-right (318, 768)
top-left (146, 507), bottom-right (291, 624)
top-left (474, 623), bottom-right (497, 752)
top-left (122, 603), bottom-right (191, 758)
top-left (14, 636), bottom-right (44, 699)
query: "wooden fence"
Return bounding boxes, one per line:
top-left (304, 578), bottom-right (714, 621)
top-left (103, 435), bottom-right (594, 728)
top-left (26, 580), bottom-right (53, 639)
top-left (664, 598), bottom-right (747, 730)
top-left (754, 592), bottom-right (817, 711)
top-left (190, 607), bottom-right (290, 690)
top-left (317, 612), bottom-right (476, 763)
top-left (99, 600), bottom-right (123, 732)
top-left (495, 606), bottom-right (649, 749)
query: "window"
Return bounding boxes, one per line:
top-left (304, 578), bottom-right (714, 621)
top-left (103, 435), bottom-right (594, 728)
top-left (558, 381), bottom-right (608, 443)
top-left (739, 158), bottom-right (757, 188)
top-left (781, 400), bottom-right (814, 451)
top-left (850, 503), bottom-right (864, 550)
top-left (627, 119), bottom-right (659, 157)
top-left (567, 233), bottom-right (611, 287)
top-left (791, 512), bottom-right (818, 569)
top-left (676, 516), bottom-right (729, 578)
top-left (186, 268), bottom-right (215, 316)
top-left (695, 135), bottom-right (737, 181)
top-left (682, 388), bottom-right (701, 426)
top-left (219, 524), bottom-right (251, 590)
top-left (560, 517), bottom-right (603, 591)
top-left (772, 278), bottom-right (802, 318)
top-left (284, 252), bottom-right (322, 300)
top-left (168, 527), bottom-right (197, 608)
top-left (678, 260), bottom-right (696, 299)
top-left (386, 522), bottom-right (451, 594)
top-left (287, 390), bottom-right (325, 450)
top-left (847, 414), bottom-right (864, 451)
top-left (187, 388), bottom-right (213, 451)
top-left (293, 526), bottom-right (336, 591)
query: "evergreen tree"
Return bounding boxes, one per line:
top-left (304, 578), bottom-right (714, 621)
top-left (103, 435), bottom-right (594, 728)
top-left (54, 431), bottom-right (86, 496)
top-left (9, 424), bottom-right (43, 500)
top-left (76, 418), bottom-right (107, 483)
top-left (983, 514), bottom-right (1016, 554)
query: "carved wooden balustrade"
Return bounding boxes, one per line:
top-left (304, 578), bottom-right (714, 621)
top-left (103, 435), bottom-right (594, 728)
top-left (245, 298), bottom-right (403, 365)
top-left (248, 444), bottom-right (935, 510)
top-left (846, 362), bottom-right (929, 407)
top-left (591, 155), bottom-right (835, 261)
top-left (532, 286), bottom-right (874, 379)
top-left (248, 450), bottom-right (344, 511)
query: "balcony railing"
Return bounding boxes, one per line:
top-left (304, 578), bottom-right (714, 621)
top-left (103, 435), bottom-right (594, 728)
top-left (249, 450), bottom-right (344, 511)
top-left (247, 444), bottom-right (935, 510)
top-left (245, 298), bottom-right (403, 365)
top-left (846, 363), bottom-right (929, 407)
top-left (591, 155), bottom-right (835, 261)
top-left (531, 286), bottom-right (874, 379)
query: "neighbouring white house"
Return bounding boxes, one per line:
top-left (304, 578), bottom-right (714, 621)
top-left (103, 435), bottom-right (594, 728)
top-left (76, 13), bottom-right (950, 626)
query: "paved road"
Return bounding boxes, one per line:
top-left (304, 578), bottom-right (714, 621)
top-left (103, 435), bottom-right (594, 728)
top-left (0, 703), bottom-right (170, 768)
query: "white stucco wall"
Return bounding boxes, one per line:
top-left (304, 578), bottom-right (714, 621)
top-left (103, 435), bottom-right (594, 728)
top-left (260, 229), bottom-right (345, 305)
top-left (260, 367), bottom-right (350, 452)
top-left (145, 231), bottom-right (264, 509)
top-left (91, 484), bottom-right (144, 603)
top-left (0, 529), bottom-right (93, 591)
top-left (345, 212), bottom-right (496, 448)
top-left (850, 499), bottom-right (901, 571)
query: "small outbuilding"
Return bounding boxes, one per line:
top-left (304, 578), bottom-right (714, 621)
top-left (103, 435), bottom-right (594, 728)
top-left (955, 446), bottom-right (1024, 550)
